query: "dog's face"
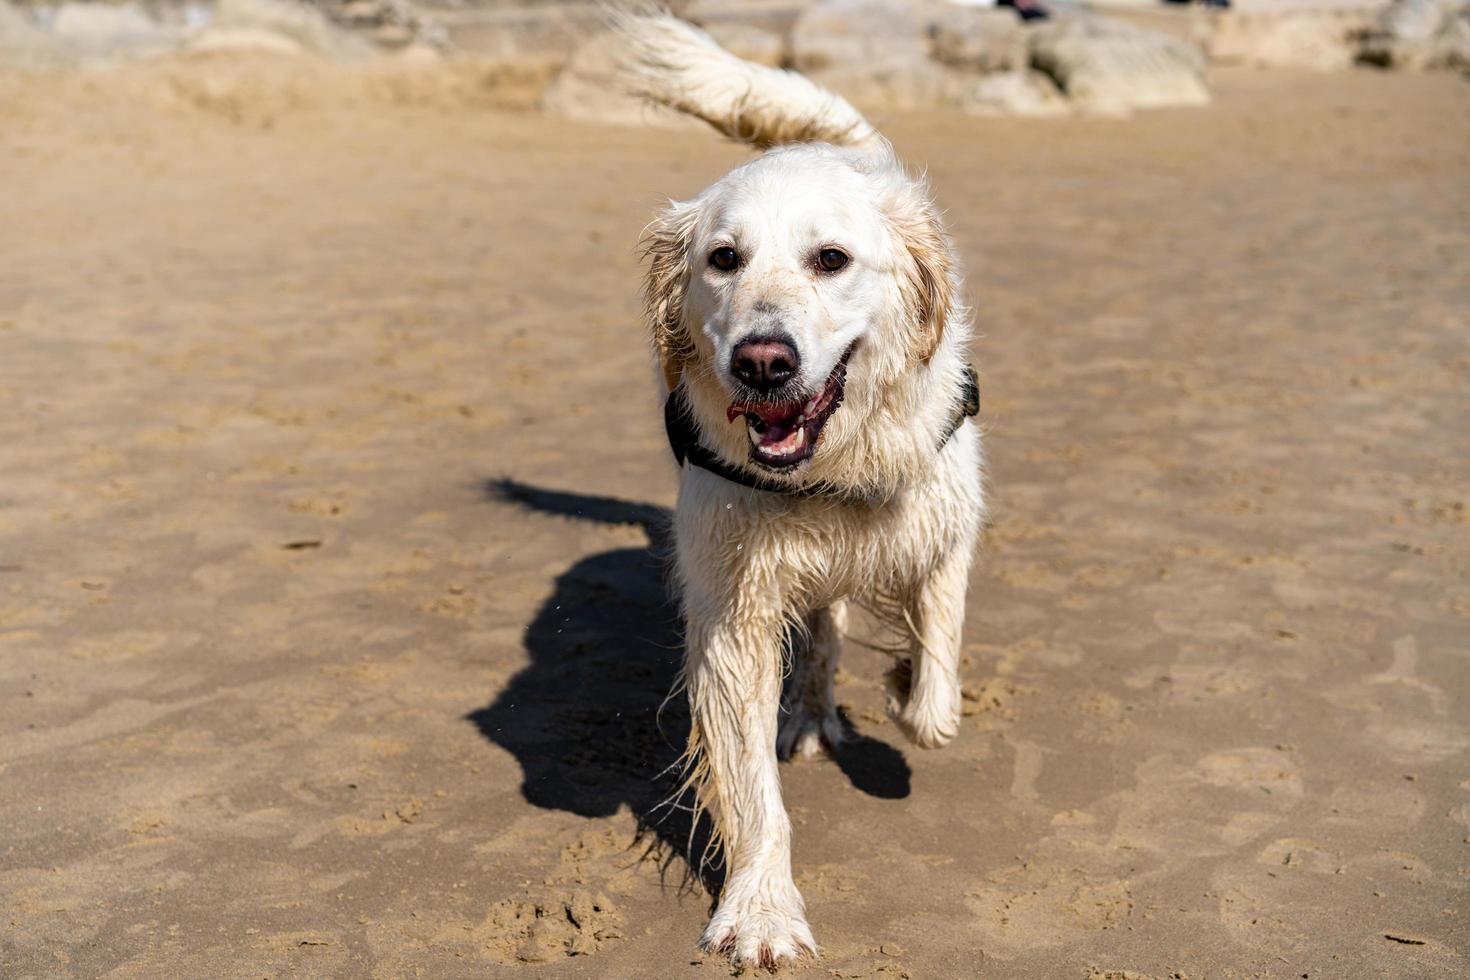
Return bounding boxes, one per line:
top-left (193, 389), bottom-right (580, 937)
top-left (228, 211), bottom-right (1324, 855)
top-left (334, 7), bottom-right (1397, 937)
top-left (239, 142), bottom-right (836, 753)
top-left (646, 147), bottom-right (954, 473)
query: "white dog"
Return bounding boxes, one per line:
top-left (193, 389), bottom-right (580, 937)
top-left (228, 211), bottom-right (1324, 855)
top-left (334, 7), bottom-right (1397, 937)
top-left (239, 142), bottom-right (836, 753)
top-left (618, 13), bottom-right (985, 969)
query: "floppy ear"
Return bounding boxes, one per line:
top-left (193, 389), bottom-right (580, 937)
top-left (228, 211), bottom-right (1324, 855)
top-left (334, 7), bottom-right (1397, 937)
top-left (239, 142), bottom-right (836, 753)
top-left (641, 201), bottom-right (700, 392)
top-left (892, 198), bottom-right (957, 364)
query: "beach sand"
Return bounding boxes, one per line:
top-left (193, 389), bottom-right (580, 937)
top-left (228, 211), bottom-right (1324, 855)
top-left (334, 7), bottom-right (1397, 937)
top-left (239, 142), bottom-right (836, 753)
top-left (1, 57), bottom-right (1467, 978)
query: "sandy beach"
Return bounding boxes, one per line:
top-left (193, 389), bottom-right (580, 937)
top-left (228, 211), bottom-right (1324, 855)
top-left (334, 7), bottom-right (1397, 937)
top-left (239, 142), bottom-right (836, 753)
top-left (1, 55), bottom-right (1468, 978)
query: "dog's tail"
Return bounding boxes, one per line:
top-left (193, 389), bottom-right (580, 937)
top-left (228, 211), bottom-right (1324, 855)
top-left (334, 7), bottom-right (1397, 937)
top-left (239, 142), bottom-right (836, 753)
top-left (611, 9), bottom-right (886, 154)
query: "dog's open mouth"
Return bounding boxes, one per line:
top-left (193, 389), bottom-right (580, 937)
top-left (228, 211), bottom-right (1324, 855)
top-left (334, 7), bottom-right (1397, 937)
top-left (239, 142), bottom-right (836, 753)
top-left (726, 347), bottom-right (853, 470)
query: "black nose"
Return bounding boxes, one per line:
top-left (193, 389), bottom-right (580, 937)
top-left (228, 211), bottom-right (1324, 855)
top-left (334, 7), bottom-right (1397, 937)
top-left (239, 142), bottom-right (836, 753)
top-left (731, 335), bottom-right (800, 392)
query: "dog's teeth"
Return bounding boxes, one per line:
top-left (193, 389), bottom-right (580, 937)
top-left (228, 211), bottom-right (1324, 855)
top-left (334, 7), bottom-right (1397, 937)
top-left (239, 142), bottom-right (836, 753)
top-left (747, 425), bottom-right (763, 447)
top-left (753, 424), bottom-right (809, 459)
top-left (774, 427), bottom-right (806, 455)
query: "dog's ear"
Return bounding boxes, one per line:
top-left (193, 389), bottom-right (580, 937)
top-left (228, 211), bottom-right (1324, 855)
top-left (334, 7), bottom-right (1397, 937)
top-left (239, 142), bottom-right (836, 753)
top-left (892, 197), bottom-right (956, 364)
top-left (641, 201), bottom-right (700, 392)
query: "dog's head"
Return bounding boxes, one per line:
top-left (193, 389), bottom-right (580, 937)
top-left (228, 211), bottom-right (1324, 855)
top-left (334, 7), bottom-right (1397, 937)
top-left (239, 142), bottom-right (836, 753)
top-left (644, 146), bottom-right (956, 476)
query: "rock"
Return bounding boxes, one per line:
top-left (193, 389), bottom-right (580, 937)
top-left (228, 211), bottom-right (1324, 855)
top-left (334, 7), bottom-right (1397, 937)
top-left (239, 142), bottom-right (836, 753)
top-left (317, 0), bottom-right (447, 51)
top-left (806, 55), bottom-right (951, 110)
top-left (702, 22), bottom-right (784, 67)
top-left (393, 41), bottom-right (442, 64)
top-left (210, 0), bottom-right (374, 59)
top-left (791, 0), bottom-right (1038, 112)
top-left (811, 56), bottom-right (1067, 116)
top-left (51, 3), bottom-right (159, 39)
top-left (1380, 0), bottom-right (1451, 42)
top-left (540, 30), bottom-right (698, 130)
top-left (445, 5), bottom-right (599, 70)
top-left (1029, 16), bottom-right (1209, 116)
top-left (929, 5), bottom-right (1027, 74)
top-left (790, 0), bottom-right (930, 72)
top-left (957, 69), bottom-right (1069, 117)
top-left (0, 0), bottom-right (75, 69)
top-left (1433, 10), bottom-right (1470, 67)
top-left (188, 25), bottom-right (307, 55)
top-left (48, 2), bottom-right (182, 59)
top-left (371, 22), bottom-right (414, 47)
top-left (1358, 0), bottom-right (1470, 70)
top-left (1206, 9), bottom-right (1375, 71)
top-left (338, 0), bottom-right (389, 28)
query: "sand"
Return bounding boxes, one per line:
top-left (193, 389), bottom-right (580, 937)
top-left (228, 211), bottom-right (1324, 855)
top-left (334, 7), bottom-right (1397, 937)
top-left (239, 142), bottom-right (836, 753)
top-left (1, 56), bottom-right (1467, 979)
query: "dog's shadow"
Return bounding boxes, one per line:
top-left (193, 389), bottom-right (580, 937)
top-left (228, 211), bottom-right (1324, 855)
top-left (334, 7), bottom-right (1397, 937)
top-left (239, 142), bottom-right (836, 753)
top-left (468, 478), bottom-right (911, 894)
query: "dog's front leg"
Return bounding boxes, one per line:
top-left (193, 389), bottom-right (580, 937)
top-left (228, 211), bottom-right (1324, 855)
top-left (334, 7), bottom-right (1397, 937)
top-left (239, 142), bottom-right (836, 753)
top-left (889, 548), bottom-right (972, 749)
top-left (684, 605), bottom-right (815, 968)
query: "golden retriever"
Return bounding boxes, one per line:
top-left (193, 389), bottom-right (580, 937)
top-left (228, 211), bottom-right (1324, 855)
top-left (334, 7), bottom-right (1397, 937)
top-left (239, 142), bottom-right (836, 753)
top-left (617, 12), bottom-right (985, 968)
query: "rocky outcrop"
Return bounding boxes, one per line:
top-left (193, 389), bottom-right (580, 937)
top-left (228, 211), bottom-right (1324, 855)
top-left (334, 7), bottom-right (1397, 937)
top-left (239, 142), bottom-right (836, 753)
top-left (49, 2), bottom-right (181, 58)
top-left (1, 0), bottom-right (75, 68)
top-left (929, 4), bottom-right (1028, 75)
top-left (1204, 7), bottom-right (1380, 72)
top-left (0, 0), bottom-right (444, 68)
top-left (191, 0), bottom-right (375, 58)
top-left (2, 1), bottom-right (1219, 121)
top-left (789, 0), bottom-right (931, 73)
top-left (1029, 16), bottom-right (1210, 115)
top-left (539, 30), bottom-right (698, 129)
top-left (313, 0), bottom-right (446, 51)
top-left (702, 22), bottom-right (783, 68)
top-left (954, 68), bottom-right (1069, 117)
top-left (1359, 0), bottom-right (1470, 69)
top-left (789, 1), bottom-right (1207, 118)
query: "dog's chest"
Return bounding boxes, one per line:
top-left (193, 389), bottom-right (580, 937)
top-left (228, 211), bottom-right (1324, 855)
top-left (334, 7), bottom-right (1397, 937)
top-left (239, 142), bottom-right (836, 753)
top-left (812, 501), bottom-right (953, 598)
top-left (697, 492), bottom-right (954, 603)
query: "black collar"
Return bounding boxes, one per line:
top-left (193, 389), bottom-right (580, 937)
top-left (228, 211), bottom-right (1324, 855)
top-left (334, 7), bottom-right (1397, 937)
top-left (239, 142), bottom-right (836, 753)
top-left (664, 365), bottom-right (979, 500)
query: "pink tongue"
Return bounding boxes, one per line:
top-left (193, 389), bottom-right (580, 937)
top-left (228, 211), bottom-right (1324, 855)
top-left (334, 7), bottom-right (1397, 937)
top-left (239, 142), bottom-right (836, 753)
top-left (726, 402), bottom-right (803, 447)
top-left (727, 402), bottom-right (800, 425)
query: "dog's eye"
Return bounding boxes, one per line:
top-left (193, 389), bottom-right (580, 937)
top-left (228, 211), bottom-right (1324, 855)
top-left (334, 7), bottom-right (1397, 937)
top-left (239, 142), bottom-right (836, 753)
top-left (709, 246), bottom-right (740, 272)
top-left (816, 248), bottom-right (849, 273)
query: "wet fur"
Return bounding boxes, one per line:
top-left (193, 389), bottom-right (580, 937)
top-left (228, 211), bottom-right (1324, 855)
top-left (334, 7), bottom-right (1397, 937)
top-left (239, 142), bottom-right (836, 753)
top-left (620, 11), bottom-right (986, 969)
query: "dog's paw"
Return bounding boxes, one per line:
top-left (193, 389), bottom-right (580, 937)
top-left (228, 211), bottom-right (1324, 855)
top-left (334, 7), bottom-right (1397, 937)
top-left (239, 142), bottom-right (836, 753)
top-left (776, 702), bottom-right (845, 761)
top-left (885, 660), bottom-right (960, 749)
top-left (700, 895), bottom-right (816, 970)
top-left (887, 690), bottom-right (958, 752)
top-left (888, 698), bottom-right (960, 749)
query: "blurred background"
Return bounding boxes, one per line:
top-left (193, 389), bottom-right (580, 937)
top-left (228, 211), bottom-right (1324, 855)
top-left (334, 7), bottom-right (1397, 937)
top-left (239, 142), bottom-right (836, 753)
top-left (3, 0), bottom-right (1468, 100)
top-left (2, 2), bottom-right (1467, 978)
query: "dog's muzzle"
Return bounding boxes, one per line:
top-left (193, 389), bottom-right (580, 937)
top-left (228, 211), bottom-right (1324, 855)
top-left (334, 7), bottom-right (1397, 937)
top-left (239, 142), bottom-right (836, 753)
top-left (726, 346), bottom-right (853, 470)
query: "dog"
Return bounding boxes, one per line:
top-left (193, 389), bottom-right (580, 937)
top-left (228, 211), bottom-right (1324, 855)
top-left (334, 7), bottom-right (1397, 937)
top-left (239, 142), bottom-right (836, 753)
top-left (617, 12), bottom-right (986, 969)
